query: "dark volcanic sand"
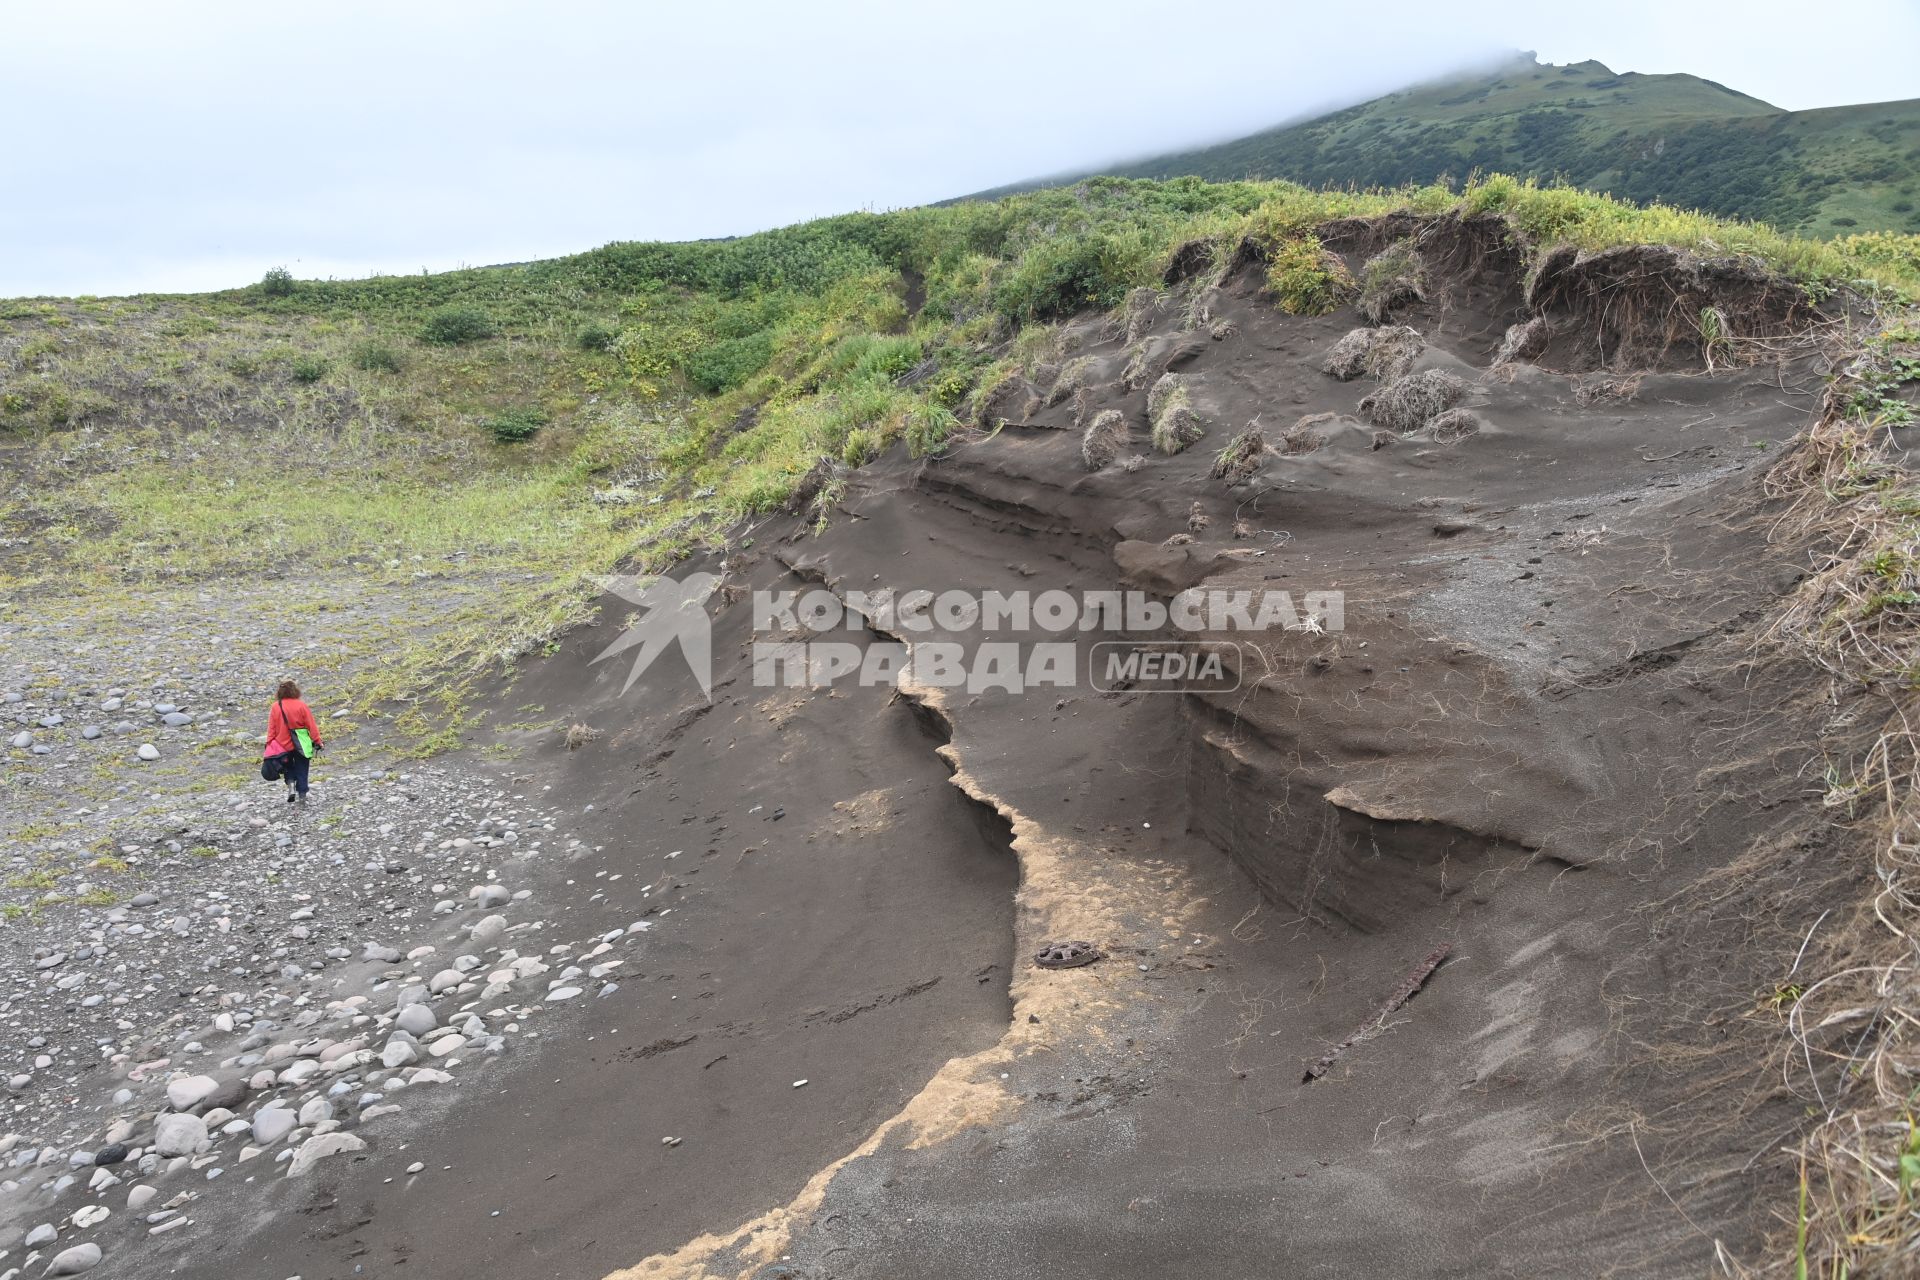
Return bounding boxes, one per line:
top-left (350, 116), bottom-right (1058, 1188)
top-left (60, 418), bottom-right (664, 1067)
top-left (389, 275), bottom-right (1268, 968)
top-left (152, 244), bottom-right (1852, 1279)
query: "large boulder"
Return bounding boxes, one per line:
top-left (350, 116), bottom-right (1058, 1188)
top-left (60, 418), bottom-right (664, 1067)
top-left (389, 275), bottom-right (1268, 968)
top-left (152, 1113), bottom-right (207, 1158)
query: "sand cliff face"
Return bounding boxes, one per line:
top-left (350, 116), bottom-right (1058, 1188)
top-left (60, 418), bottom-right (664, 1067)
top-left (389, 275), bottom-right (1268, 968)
top-left (595, 230), bottom-right (1849, 1278)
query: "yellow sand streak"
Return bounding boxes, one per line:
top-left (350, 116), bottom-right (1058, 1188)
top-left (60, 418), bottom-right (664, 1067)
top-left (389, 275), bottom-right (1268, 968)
top-left (603, 681), bottom-right (1189, 1280)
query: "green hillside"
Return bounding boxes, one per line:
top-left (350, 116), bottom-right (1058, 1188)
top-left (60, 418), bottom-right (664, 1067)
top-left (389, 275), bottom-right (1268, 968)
top-left (971, 54), bottom-right (1920, 237)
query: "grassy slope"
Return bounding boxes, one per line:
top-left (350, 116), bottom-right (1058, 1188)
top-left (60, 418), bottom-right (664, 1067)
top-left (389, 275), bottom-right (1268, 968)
top-left (2, 175), bottom-right (1917, 727)
top-left (968, 55), bottom-right (1920, 238)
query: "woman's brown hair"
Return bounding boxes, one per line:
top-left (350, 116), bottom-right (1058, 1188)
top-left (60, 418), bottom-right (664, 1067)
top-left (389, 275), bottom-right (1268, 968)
top-left (276, 680), bottom-right (301, 700)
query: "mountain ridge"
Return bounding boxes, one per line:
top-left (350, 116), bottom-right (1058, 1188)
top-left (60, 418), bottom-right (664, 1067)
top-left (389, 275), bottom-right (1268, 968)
top-left (963, 53), bottom-right (1920, 237)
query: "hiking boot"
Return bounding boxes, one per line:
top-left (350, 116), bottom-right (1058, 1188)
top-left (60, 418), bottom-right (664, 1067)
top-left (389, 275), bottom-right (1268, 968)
top-left (286, 791), bottom-right (298, 805)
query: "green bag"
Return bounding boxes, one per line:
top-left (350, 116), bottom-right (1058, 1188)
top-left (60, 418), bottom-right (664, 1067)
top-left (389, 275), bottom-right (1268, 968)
top-left (278, 699), bottom-right (314, 759)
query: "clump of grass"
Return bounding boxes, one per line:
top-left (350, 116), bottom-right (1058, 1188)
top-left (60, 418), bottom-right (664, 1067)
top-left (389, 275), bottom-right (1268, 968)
top-left (1046, 356), bottom-right (1096, 407)
top-left (1279, 414), bottom-right (1334, 455)
top-left (563, 722), bottom-right (600, 750)
top-left (842, 425), bottom-right (882, 466)
top-left (1323, 325), bottom-right (1424, 381)
top-left (1147, 373), bottom-right (1204, 455)
top-left (905, 404), bottom-right (958, 457)
top-left (1493, 317), bottom-right (1550, 365)
top-left (1211, 425), bottom-right (1268, 483)
top-left (1266, 235), bottom-right (1356, 316)
top-left (420, 305), bottom-right (495, 345)
top-left (1115, 286), bottom-right (1162, 344)
top-left (1359, 369), bottom-right (1469, 432)
top-left (1357, 241), bottom-right (1426, 323)
top-left (1081, 409), bottom-right (1129, 470)
top-left (1145, 371), bottom-right (1184, 423)
top-left (970, 368), bottom-right (1036, 427)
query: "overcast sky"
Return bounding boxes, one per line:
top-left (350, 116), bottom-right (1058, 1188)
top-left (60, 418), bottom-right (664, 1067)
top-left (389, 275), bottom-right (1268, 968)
top-left (6, 0), bottom-right (1916, 297)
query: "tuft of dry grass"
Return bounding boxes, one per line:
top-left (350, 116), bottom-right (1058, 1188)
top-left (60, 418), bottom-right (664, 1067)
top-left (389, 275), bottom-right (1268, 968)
top-left (1359, 368), bottom-right (1469, 432)
top-left (564, 722), bottom-right (601, 750)
top-left (1081, 409), bottom-right (1129, 471)
top-left (1357, 241), bottom-right (1427, 324)
top-left (1752, 307), bottom-right (1920, 1277)
top-left (1147, 372), bottom-right (1205, 455)
top-left (1494, 316), bottom-right (1551, 366)
top-left (1211, 423), bottom-right (1268, 484)
top-left (1046, 356), bottom-right (1096, 407)
top-left (1323, 325), bottom-right (1424, 381)
top-left (1279, 413), bottom-right (1334, 455)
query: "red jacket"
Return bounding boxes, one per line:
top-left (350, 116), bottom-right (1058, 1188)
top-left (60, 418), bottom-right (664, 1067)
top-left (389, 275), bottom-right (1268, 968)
top-left (265, 698), bottom-right (322, 757)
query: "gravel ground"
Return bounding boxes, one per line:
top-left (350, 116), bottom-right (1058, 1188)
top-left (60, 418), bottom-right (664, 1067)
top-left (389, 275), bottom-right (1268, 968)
top-left (0, 572), bottom-right (649, 1276)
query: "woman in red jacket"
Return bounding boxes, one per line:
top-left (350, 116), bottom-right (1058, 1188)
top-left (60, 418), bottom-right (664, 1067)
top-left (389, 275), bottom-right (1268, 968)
top-left (264, 679), bottom-right (324, 804)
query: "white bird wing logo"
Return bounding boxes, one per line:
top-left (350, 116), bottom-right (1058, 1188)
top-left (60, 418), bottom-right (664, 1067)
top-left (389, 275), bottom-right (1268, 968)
top-left (588, 572), bottom-right (719, 698)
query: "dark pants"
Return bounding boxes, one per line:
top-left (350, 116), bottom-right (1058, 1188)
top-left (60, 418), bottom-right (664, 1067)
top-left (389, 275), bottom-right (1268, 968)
top-left (282, 751), bottom-right (312, 795)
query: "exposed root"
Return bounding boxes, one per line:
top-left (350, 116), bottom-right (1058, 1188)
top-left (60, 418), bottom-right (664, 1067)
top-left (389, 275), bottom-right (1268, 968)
top-left (1423, 408), bottom-right (1483, 444)
top-left (1575, 373), bottom-right (1646, 406)
top-left (1525, 241), bottom-right (1817, 370)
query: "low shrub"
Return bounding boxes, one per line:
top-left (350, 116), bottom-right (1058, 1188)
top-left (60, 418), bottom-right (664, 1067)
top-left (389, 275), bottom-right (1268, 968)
top-left (260, 267), bottom-right (295, 298)
top-left (1267, 236), bottom-right (1356, 316)
top-left (687, 330), bottom-right (775, 393)
top-left (289, 355), bottom-right (330, 384)
top-left (420, 305), bottom-right (495, 345)
top-left (486, 406), bottom-right (548, 444)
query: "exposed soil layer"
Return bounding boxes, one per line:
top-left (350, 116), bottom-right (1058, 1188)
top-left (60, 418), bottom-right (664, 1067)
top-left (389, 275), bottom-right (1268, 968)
top-left (156, 236), bottom-right (1860, 1278)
